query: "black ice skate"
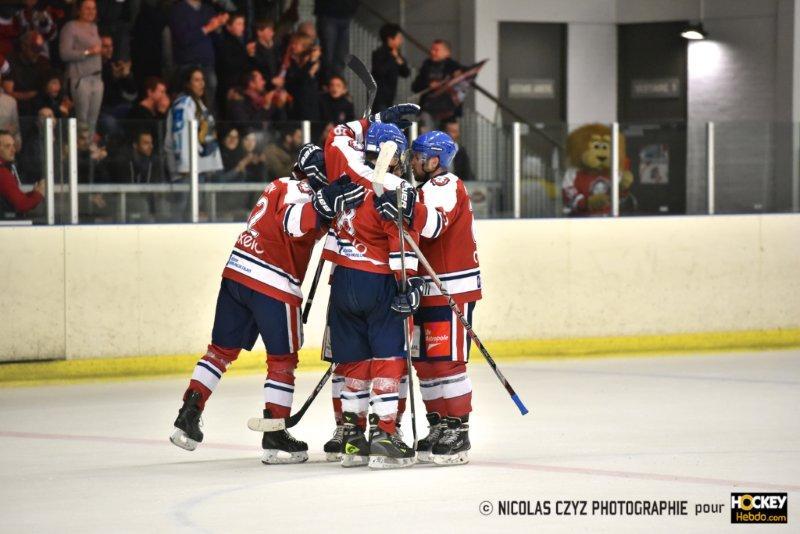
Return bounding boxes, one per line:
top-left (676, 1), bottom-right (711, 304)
top-left (261, 409), bottom-right (308, 464)
top-left (170, 390), bottom-right (204, 451)
top-left (368, 415), bottom-right (416, 470)
top-left (323, 425), bottom-right (344, 462)
top-left (416, 412), bottom-right (446, 463)
top-left (432, 417), bottom-right (470, 466)
top-left (341, 412), bottom-right (369, 467)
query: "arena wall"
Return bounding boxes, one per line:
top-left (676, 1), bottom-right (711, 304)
top-left (1, 214), bottom-right (799, 362)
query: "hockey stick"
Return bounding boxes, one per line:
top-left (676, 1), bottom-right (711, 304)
top-left (301, 257), bottom-right (324, 324)
top-left (346, 54), bottom-right (377, 118)
top-left (401, 232), bottom-right (529, 416)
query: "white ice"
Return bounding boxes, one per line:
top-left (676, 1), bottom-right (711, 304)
top-left (1, 350), bottom-right (798, 533)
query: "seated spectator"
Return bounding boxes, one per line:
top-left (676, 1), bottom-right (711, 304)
top-left (412, 39), bottom-right (463, 123)
top-left (247, 19), bottom-right (281, 90)
top-left (5, 30), bottom-right (51, 116)
top-left (371, 23), bottom-right (410, 113)
top-left (110, 130), bottom-right (161, 183)
top-left (227, 68), bottom-right (289, 128)
top-left (319, 75), bottom-right (354, 125)
top-left (264, 123), bottom-right (301, 178)
top-left (76, 121), bottom-right (114, 222)
top-left (215, 12), bottom-right (249, 113)
top-left (284, 32), bottom-right (321, 121)
top-left (0, 58), bottom-right (20, 143)
top-left (239, 130), bottom-right (267, 182)
top-left (0, 6), bottom-right (21, 57)
top-left (442, 118), bottom-right (473, 181)
top-left (15, 0), bottom-right (58, 59)
top-left (17, 106), bottom-right (54, 181)
top-left (219, 126), bottom-right (245, 181)
top-left (0, 129), bottom-right (45, 220)
top-left (31, 72), bottom-right (73, 118)
top-left (126, 75), bottom-right (168, 145)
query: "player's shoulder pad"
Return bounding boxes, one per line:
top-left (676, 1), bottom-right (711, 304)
top-left (280, 177), bottom-right (314, 204)
top-left (421, 172), bottom-right (459, 211)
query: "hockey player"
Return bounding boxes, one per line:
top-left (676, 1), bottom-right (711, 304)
top-left (376, 130), bottom-right (480, 466)
top-left (317, 105), bottom-right (424, 469)
top-left (170, 144), bottom-right (366, 464)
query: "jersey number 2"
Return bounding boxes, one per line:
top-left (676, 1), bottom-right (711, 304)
top-left (246, 197), bottom-right (268, 237)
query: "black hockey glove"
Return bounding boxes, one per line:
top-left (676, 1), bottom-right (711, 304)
top-left (391, 276), bottom-right (426, 317)
top-left (311, 176), bottom-right (366, 221)
top-left (370, 103), bottom-right (421, 130)
top-left (374, 182), bottom-right (416, 224)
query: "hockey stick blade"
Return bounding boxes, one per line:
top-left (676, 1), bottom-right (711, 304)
top-left (346, 54), bottom-right (377, 118)
top-left (247, 416), bottom-right (288, 432)
top-left (370, 140), bottom-right (397, 196)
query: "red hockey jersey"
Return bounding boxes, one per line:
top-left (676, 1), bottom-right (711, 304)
top-left (562, 168), bottom-right (630, 217)
top-left (319, 119), bottom-right (419, 277)
top-left (411, 172), bottom-right (481, 306)
top-left (222, 177), bottom-right (322, 306)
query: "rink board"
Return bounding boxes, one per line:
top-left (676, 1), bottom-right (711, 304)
top-left (1, 214), bottom-right (799, 363)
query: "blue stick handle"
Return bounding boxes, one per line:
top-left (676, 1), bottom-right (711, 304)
top-left (511, 394), bottom-right (529, 415)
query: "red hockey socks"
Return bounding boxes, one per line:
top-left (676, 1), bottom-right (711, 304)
top-left (186, 344), bottom-right (241, 409)
top-left (263, 353), bottom-right (299, 418)
top-left (370, 358), bottom-right (405, 434)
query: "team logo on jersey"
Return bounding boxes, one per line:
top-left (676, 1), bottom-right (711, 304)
top-left (336, 208), bottom-right (357, 236)
top-left (237, 233), bottom-right (265, 255)
top-left (424, 322), bottom-right (450, 357)
top-left (348, 139), bottom-right (364, 151)
top-left (297, 181), bottom-right (313, 195)
top-left (431, 176), bottom-right (450, 187)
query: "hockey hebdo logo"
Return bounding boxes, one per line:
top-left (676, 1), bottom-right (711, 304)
top-left (730, 493), bottom-right (787, 524)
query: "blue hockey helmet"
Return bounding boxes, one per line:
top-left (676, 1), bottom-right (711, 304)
top-left (293, 143), bottom-right (327, 191)
top-left (365, 122), bottom-right (408, 156)
top-left (411, 130), bottom-right (458, 170)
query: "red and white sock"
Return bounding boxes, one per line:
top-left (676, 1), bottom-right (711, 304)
top-left (331, 372), bottom-right (344, 425)
top-left (186, 344), bottom-right (241, 409)
top-left (263, 353), bottom-right (298, 419)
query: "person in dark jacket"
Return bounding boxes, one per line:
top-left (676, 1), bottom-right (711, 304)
top-left (284, 32), bottom-right (320, 121)
top-left (247, 18), bottom-right (281, 90)
top-left (226, 68), bottom-right (288, 129)
top-left (314, 0), bottom-right (357, 79)
top-left (371, 23), bottom-right (410, 113)
top-left (442, 117), bottom-right (474, 181)
top-left (319, 74), bottom-right (353, 125)
top-left (214, 12), bottom-right (250, 114)
top-left (411, 39), bottom-right (463, 122)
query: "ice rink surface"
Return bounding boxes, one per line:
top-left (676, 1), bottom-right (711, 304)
top-left (1, 350), bottom-right (798, 533)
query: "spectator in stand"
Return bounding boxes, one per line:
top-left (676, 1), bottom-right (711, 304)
top-left (32, 71), bottom-right (73, 118)
top-left (219, 126), bottom-right (244, 180)
top-left (76, 121), bottom-right (114, 221)
top-left (284, 32), bottom-right (321, 121)
top-left (0, 58), bottom-right (20, 143)
top-left (0, 129), bottom-right (44, 220)
top-left (15, 0), bottom-right (58, 60)
top-left (5, 30), bottom-right (51, 116)
top-left (110, 130), bottom-right (161, 183)
top-left (238, 130), bottom-right (267, 182)
top-left (169, 0), bottom-right (228, 110)
top-left (314, 0), bottom-right (357, 79)
top-left (17, 106), bottom-right (55, 181)
top-left (371, 23), bottom-right (410, 113)
top-left (130, 0), bottom-right (169, 87)
top-left (319, 74), bottom-right (353, 125)
top-left (126, 75), bottom-right (167, 144)
top-left (247, 18), bottom-right (281, 89)
top-left (59, 0), bottom-right (104, 138)
top-left (264, 122), bottom-right (300, 178)
top-left (0, 5), bottom-right (21, 58)
top-left (412, 39), bottom-right (463, 124)
top-left (442, 117), bottom-right (473, 181)
top-left (227, 68), bottom-right (288, 128)
top-left (214, 12), bottom-right (249, 113)
top-left (100, 34), bottom-right (137, 115)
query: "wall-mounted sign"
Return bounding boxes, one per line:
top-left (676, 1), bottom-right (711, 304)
top-left (508, 78), bottom-right (556, 99)
top-left (631, 77), bottom-right (681, 99)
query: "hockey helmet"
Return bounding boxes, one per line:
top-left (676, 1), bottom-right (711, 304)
top-left (411, 130), bottom-right (458, 170)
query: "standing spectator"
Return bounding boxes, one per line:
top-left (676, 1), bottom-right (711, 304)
top-left (263, 123), bottom-right (300, 178)
top-left (0, 5), bottom-right (21, 58)
top-left (284, 33), bottom-right (320, 121)
top-left (0, 129), bottom-right (44, 220)
top-left (411, 39), bottom-right (463, 124)
top-left (100, 34), bottom-right (137, 113)
top-left (214, 12), bottom-right (249, 112)
top-left (126, 75), bottom-right (167, 144)
top-left (130, 0), bottom-right (169, 87)
top-left (227, 68), bottom-right (288, 128)
top-left (442, 118), bottom-right (473, 181)
top-left (319, 75), bottom-right (353, 124)
top-left (371, 23), bottom-right (410, 113)
top-left (247, 18), bottom-right (280, 89)
top-left (32, 71), bottom-right (73, 118)
top-left (59, 0), bottom-right (104, 138)
top-left (15, 0), bottom-right (58, 59)
top-left (314, 0), bottom-right (356, 79)
top-left (5, 31), bottom-right (52, 116)
top-left (165, 67), bottom-right (222, 178)
top-left (169, 0), bottom-right (228, 110)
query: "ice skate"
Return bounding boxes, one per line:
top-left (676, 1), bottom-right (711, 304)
top-left (323, 425), bottom-right (344, 462)
top-left (341, 412), bottom-right (369, 467)
top-left (368, 415), bottom-right (416, 470)
top-left (416, 412), bottom-right (446, 463)
top-left (261, 410), bottom-right (308, 464)
top-left (170, 390), bottom-right (204, 451)
top-left (432, 417), bottom-right (470, 466)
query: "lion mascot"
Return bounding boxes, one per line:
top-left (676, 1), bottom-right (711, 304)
top-left (562, 124), bottom-right (635, 216)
